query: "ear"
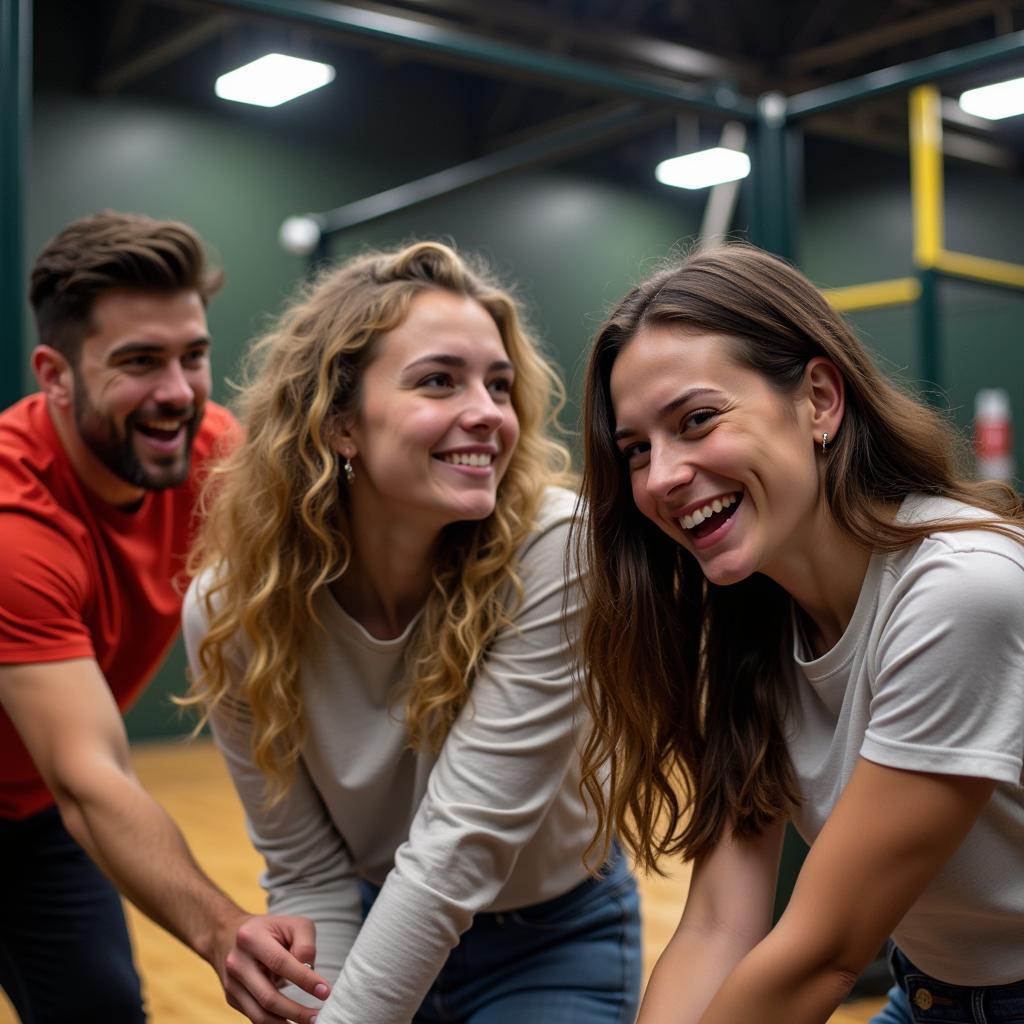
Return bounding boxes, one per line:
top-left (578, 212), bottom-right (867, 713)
top-left (329, 417), bottom-right (358, 460)
top-left (802, 356), bottom-right (845, 442)
top-left (31, 346), bottom-right (75, 410)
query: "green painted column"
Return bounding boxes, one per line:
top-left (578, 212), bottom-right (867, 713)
top-left (751, 91), bottom-right (795, 261)
top-left (1, 0), bottom-right (30, 409)
top-left (917, 267), bottom-right (943, 406)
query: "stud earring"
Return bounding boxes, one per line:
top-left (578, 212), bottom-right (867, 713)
top-left (343, 457), bottom-right (356, 483)
top-left (821, 432), bottom-right (830, 455)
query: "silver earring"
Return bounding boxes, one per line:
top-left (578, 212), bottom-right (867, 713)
top-left (343, 457), bottom-right (356, 483)
top-left (821, 432), bottom-right (830, 455)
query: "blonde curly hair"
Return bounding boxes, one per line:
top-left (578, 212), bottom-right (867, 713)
top-left (183, 241), bottom-right (574, 802)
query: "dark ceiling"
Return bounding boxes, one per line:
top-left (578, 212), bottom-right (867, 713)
top-left (34, 0), bottom-right (1024, 184)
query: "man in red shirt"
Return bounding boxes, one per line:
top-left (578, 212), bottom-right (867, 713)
top-left (0, 212), bottom-right (328, 1024)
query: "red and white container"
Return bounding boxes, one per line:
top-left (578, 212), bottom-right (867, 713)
top-left (974, 388), bottom-right (1014, 482)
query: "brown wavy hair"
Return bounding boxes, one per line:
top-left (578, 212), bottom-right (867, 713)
top-left (183, 241), bottom-right (573, 801)
top-left (30, 210), bottom-right (222, 362)
top-left (576, 243), bottom-right (1023, 872)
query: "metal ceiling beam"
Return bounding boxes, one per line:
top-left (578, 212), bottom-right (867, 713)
top-left (194, 0), bottom-right (757, 119)
top-left (806, 111), bottom-right (1018, 170)
top-left (786, 0), bottom-right (1023, 73)
top-left (96, 12), bottom-right (237, 94)
top-left (309, 101), bottom-right (663, 237)
top-left (1, 0), bottom-right (30, 408)
top-left (367, 0), bottom-right (754, 81)
top-left (787, 28), bottom-right (1024, 118)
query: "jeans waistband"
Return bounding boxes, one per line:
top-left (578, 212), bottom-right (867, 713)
top-left (891, 946), bottom-right (1024, 1021)
top-left (359, 842), bottom-right (631, 921)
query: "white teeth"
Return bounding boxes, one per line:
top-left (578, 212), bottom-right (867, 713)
top-left (679, 493), bottom-right (737, 531)
top-left (140, 419), bottom-right (182, 431)
top-left (442, 452), bottom-right (493, 467)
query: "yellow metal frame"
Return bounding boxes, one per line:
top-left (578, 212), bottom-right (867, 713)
top-left (824, 83), bottom-right (1024, 313)
top-left (821, 277), bottom-right (921, 311)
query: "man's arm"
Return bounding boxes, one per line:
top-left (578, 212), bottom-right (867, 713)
top-left (0, 658), bottom-right (330, 1024)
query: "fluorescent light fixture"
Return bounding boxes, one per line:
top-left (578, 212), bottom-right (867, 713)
top-left (959, 76), bottom-right (1024, 120)
top-left (215, 54), bottom-right (335, 108)
top-left (655, 147), bottom-right (750, 190)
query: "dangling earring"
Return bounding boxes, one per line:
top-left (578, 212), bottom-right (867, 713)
top-left (821, 432), bottom-right (830, 455)
top-left (343, 456), bottom-right (356, 483)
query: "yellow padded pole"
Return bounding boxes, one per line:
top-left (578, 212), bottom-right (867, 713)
top-left (823, 277), bottom-right (921, 312)
top-left (910, 84), bottom-right (943, 267)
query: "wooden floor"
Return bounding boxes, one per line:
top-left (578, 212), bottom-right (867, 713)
top-left (0, 739), bottom-right (885, 1023)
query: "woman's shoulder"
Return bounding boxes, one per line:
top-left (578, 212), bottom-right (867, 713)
top-left (884, 495), bottom-right (1024, 613)
top-left (898, 493), bottom-right (1024, 562)
top-left (532, 484), bottom-right (581, 533)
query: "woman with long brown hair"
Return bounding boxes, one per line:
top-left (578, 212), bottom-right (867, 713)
top-left (577, 243), bottom-right (1024, 1024)
top-left (181, 241), bottom-right (641, 1024)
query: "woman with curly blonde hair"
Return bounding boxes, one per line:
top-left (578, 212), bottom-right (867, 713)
top-left (181, 241), bottom-right (641, 1024)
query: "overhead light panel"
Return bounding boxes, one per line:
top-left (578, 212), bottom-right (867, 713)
top-left (215, 54), bottom-right (335, 108)
top-left (655, 148), bottom-right (751, 190)
top-left (958, 76), bottom-right (1024, 120)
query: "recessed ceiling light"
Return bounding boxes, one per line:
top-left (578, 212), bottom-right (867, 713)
top-left (215, 53), bottom-right (335, 108)
top-left (958, 76), bottom-right (1024, 120)
top-left (655, 147), bottom-right (751, 190)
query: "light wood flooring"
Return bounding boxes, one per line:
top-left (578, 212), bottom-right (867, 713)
top-left (0, 740), bottom-right (885, 1023)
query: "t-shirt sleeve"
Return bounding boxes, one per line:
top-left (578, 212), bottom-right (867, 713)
top-left (182, 574), bottom-right (363, 996)
top-left (0, 513), bottom-right (94, 664)
top-left (863, 544), bottom-right (1024, 785)
top-left (317, 496), bottom-right (582, 1024)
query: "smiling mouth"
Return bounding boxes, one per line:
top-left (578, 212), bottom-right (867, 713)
top-left (133, 418), bottom-right (187, 443)
top-left (436, 452), bottom-right (495, 467)
top-left (678, 492), bottom-right (741, 538)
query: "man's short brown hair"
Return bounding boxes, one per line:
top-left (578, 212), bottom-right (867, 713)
top-left (29, 210), bottom-right (223, 362)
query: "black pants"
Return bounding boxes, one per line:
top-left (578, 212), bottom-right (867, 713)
top-left (0, 806), bottom-right (146, 1023)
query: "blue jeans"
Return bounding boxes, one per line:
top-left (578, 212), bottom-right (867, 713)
top-left (360, 846), bottom-right (642, 1023)
top-left (869, 946), bottom-right (1024, 1024)
top-left (0, 806), bottom-right (146, 1023)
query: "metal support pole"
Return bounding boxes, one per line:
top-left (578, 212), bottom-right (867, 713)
top-left (909, 85), bottom-right (944, 267)
top-left (908, 85), bottom-right (944, 405)
top-left (917, 267), bottom-right (943, 405)
top-left (1, 0), bottom-right (30, 410)
top-left (312, 102), bottom-right (657, 238)
top-left (751, 92), bottom-right (795, 261)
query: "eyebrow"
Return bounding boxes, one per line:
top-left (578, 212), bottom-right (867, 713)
top-left (613, 386), bottom-right (722, 442)
top-left (108, 338), bottom-right (210, 359)
top-left (404, 353), bottom-right (514, 373)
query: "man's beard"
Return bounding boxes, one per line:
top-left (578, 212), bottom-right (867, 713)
top-left (73, 374), bottom-right (203, 491)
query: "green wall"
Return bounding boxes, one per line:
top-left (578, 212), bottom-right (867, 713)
top-left (27, 90), bottom-right (706, 739)
top-left (23, 96), bottom-right (1024, 741)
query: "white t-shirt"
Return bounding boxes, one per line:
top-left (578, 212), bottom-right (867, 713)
top-left (183, 487), bottom-right (595, 1024)
top-left (788, 495), bottom-right (1024, 985)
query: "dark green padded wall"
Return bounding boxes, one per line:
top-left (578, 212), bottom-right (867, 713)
top-left (27, 91), bottom-right (706, 739)
top-left (24, 101), bottom-right (1023, 740)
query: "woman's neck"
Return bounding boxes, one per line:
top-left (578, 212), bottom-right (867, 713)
top-left (770, 508), bottom-right (874, 658)
top-left (331, 508), bottom-right (440, 640)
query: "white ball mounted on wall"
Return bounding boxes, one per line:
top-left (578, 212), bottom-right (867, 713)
top-left (279, 215), bottom-right (322, 256)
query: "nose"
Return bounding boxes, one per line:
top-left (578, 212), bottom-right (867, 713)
top-left (644, 439), bottom-right (695, 503)
top-left (153, 359), bottom-right (196, 409)
top-left (459, 382), bottom-right (504, 433)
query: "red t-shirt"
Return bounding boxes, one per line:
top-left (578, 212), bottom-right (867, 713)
top-left (0, 393), bottom-right (237, 819)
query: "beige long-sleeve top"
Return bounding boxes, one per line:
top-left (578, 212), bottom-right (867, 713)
top-left (182, 487), bottom-right (595, 1024)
